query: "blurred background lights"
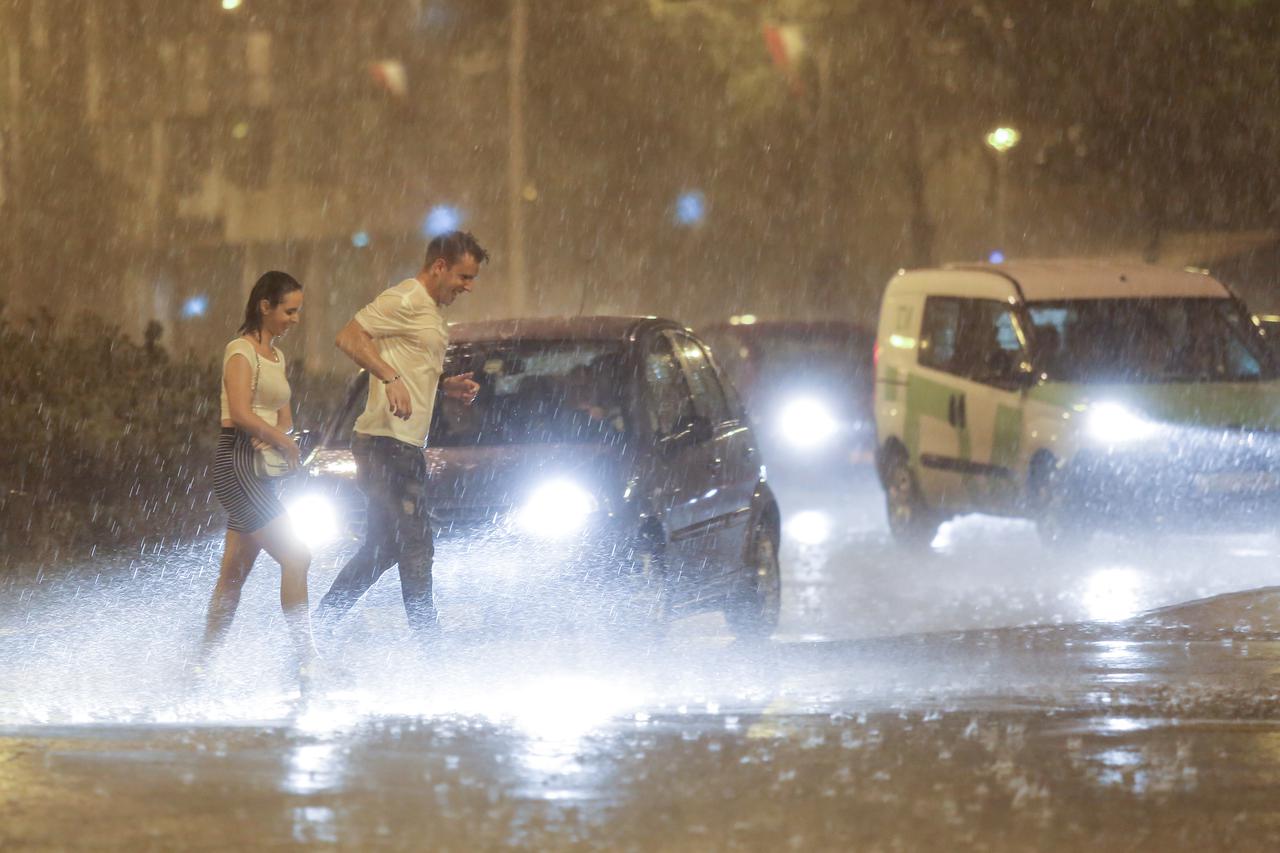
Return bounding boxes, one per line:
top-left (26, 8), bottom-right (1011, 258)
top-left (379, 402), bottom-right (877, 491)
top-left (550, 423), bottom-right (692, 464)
top-left (985, 125), bottom-right (1021, 153)
top-left (351, 231), bottom-right (370, 248)
top-left (422, 205), bottom-right (462, 237)
top-left (988, 250), bottom-right (1005, 264)
top-left (1083, 567), bottom-right (1142, 622)
top-left (181, 295), bottom-right (209, 319)
top-left (674, 190), bottom-right (706, 226)
top-left (221, 0), bottom-right (242, 10)
top-left (786, 510), bottom-right (832, 546)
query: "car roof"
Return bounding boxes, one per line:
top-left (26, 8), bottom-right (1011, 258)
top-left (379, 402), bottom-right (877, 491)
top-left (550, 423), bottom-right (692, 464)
top-left (700, 319), bottom-right (874, 338)
top-left (939, 259), bottom-right (1231, 302)
top-left (447, 315), bottom-right (679, 344)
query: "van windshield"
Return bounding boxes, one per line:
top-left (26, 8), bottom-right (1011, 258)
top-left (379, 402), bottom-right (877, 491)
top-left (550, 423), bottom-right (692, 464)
top-left (1027, 298), bottom-right (1275, 383)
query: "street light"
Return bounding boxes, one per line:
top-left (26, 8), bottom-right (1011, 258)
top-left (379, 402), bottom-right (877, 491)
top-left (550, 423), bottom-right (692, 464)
top-left (222, 0), bottom-right (243, 10)
top-left (985, 126), bottom-right (1020, 256)
top-left (985, 126), bottom-right (1021, 154)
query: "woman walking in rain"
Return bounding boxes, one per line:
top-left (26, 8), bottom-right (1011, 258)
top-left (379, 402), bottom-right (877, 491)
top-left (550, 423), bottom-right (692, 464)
top-left (198, 270), bottom-right (319, 687)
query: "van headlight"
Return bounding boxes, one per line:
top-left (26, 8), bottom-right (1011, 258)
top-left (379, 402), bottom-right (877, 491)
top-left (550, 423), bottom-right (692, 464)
top-left (516, 479), bottom-right (599, 538)
top-left (286, 493), bottom-right (340, 546)
top-left (1087, 403), bottom-right (1158, 443)
top-left (779, 397), bottom-right (838, 449)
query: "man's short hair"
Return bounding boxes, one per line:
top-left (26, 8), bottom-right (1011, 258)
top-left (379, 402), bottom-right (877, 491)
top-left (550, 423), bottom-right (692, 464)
top-left (425, 231), bottom-right (489, 268)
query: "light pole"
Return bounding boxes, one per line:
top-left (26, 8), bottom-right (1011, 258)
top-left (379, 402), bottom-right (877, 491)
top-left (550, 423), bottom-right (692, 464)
top-left (507, 0), bottom-right (528, 317)
top-left (985, 126), bottom-right (1020, 257)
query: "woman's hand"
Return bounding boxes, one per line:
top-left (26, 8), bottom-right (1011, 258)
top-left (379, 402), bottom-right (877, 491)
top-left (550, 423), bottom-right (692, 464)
top-left (256, 435), bottom-right (301, 469)
top-left (282, 440), bottom-right (302, 470)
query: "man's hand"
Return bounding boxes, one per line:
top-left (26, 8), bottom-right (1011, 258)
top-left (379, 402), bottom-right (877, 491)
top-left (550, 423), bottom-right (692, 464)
top-left (441, 372), bottom-right (480, 405)
top-left (385, 377), bottom-right (413, 420)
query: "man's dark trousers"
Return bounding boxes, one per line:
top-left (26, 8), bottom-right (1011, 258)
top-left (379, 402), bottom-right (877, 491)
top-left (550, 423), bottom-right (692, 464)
top-left (317, 433), bottom-right (438, 635)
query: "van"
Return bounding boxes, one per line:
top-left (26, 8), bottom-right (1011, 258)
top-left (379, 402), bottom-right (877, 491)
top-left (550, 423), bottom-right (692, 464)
top-left (873, 260), bottom-right (1280, 545)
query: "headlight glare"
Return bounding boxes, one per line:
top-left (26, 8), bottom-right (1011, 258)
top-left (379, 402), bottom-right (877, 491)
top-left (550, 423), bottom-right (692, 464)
top-left (286, 493), bottom-right (340, 546)
top-left (516, 479), bottom-right (598, 538)
top-left (779, 397), bottom-right (838, 449)
top-left (1087, 402), bottom-right (1158, 443)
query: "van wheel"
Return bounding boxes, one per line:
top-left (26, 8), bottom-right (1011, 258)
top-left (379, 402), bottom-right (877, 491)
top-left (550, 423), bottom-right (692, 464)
top-left (884, 452), bottom-right (938, 547)
top-left (1029, 456), bottom-right (1090, 548)
top-left (725, 519), bottom-right (781, 641)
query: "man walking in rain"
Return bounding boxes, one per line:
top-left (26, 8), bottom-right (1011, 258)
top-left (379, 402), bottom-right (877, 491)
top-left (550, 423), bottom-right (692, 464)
top-left (315, 231), bottom-right (487, 641)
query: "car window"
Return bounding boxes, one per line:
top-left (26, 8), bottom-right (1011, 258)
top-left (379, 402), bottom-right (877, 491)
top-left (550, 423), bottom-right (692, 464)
top-left (919, 296), bottom-right (962, 373)
top-left (671, 332), bottom-right (732, 425)
top-left (956, 300), bottom-right (1031, 386)
top-left (645, 334), bottom-right (697, 436)
top-left (325, 372), bottom-right (371, 448)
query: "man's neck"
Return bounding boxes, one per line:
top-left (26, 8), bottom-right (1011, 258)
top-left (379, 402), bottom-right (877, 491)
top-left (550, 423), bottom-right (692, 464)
top-left (415, 272), bottom-right (441, 305)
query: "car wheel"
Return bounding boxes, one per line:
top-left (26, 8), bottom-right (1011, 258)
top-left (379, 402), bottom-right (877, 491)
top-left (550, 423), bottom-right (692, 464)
top-left (883, 452), bottom-right (938, 548)
top-left (1029, 456), bottom-right (1091, 549)
top-left (725, 519), bottom-right (781, 641)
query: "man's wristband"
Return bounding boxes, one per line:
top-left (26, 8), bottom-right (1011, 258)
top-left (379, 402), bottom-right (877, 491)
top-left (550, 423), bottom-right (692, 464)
top-left (381, 374), bottom-right (400, 385)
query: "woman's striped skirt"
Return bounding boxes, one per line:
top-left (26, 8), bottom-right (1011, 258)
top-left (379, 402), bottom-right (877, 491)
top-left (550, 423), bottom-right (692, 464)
top-left (212, 427), bottom-right (286, 534)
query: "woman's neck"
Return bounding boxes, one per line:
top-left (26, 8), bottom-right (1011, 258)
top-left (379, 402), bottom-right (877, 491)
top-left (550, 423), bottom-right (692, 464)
top-left (245, 330), bottom-right (275, 350)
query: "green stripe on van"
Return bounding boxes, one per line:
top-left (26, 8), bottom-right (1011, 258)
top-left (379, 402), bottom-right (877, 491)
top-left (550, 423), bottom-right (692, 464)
top-left (904, 373), bottom-right (969, 464)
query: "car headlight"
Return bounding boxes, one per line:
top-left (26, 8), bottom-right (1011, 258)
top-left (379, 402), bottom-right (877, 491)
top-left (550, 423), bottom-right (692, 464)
top-left (515, 479), bottom-right (599, 538)
top-left (779, 397), bottom-right (839, 449)
top-left (1087, 402), bottom-right (1158, 443)
top-left (286, 493), bottom-right (340, 546)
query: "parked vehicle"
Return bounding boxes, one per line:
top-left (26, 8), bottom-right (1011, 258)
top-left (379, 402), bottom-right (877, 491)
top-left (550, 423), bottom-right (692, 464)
top-left (873, 260), bottom-right (1280, 546)
top-left (290, 316), bottom-right (781, 637)
top-left (699, 319), bottom-right (876, 478)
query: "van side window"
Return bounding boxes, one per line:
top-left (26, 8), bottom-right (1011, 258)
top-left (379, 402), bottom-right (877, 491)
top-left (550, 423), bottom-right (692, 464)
top-left (958, 300), bottom-right (1030, 385)
top-left (919, 297), bottom-right (962, 373)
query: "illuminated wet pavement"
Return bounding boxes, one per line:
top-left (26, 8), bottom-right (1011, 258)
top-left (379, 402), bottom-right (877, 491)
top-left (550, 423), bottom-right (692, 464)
top-left (6, 468), bottom-right (1280, 849)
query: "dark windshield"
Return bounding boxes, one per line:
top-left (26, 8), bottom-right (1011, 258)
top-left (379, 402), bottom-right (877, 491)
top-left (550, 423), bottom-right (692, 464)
top-left (430, 340), bottom-right (628, 447)
top-left (1028, 298), bottom-right (1274, 383)
top-left (701, 327), bottom-right (872, 398)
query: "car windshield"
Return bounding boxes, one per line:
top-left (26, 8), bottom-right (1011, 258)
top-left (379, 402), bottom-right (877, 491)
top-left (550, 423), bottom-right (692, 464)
top-left (429, 340), bottom-right (628, 447)
top-left (1028, 298), bottom-right (1274, 383)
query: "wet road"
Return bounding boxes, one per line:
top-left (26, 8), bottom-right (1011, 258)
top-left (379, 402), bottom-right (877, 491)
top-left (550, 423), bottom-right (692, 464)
top-left (5, 466), bottom-right (1280, 849)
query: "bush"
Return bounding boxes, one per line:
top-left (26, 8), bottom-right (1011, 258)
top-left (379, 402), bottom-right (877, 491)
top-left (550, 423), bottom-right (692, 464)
top-left (0, 307), bottom-right (346, 565)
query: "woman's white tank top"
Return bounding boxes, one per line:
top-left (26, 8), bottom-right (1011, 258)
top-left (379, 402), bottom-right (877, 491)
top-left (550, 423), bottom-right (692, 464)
top-left (220, 338), bottom-right (290, 427)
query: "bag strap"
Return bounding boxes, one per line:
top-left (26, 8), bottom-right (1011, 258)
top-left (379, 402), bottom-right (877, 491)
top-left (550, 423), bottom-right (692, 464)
top-left (251, 345), bottom-right (261, 407)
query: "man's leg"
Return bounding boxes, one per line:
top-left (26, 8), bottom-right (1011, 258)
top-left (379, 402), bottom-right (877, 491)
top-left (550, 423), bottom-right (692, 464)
top-left (316, 437), bottom-right (398, 624)
top-left (386, 442), bottom-right (439, 637)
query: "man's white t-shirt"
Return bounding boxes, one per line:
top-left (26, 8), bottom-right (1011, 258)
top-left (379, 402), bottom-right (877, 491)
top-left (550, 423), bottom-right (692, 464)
top-left (352, 278), bottom-right (448, 447)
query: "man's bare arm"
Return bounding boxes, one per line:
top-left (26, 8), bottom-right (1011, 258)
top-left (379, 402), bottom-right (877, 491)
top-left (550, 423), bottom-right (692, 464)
top-left (335, 319), bottom-right (397, 381)
top-left (335, 318), bottom-right (413, 420)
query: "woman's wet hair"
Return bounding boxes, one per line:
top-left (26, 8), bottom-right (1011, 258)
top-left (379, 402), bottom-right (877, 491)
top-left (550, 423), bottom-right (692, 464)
top-left (238, 270), bottom-right (302, 337)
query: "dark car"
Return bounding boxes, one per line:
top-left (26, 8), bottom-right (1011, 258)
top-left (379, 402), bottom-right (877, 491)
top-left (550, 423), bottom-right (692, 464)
top-left (698, 319), bottom-right (876, 478)
top-left (290, 316), bottom-right (781, 638)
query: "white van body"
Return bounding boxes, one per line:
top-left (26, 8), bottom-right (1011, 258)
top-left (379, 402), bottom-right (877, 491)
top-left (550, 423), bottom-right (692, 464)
top-left (873, 260), bottom-right (1280, 545)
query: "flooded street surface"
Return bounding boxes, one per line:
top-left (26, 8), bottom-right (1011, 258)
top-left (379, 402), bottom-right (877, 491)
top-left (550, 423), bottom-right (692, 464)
top-left (6, 468), bottom-right (1280, 849)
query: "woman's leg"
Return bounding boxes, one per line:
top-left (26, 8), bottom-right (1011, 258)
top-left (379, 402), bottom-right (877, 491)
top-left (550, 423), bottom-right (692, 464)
top-left (249, 514), bottom-right (319, 669)
top-left (198, 529), bottom-right (261, 661)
